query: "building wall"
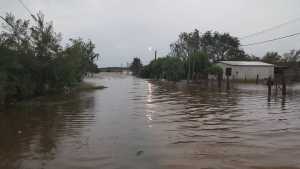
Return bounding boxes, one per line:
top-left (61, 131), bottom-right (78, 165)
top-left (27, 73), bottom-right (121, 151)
top-left (217, 63), bottom-right (274, 80)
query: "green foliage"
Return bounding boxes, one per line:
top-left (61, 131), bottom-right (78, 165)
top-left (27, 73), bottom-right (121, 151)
top-left (169, 29), bottom-right (250, 81)
top-left (201, 31), bottom-right (244, 62)
top-left (140, 52), bottom-right (224, 82)
top-left (170, 30), bottom-right (246, 63)
top-left (0, 12), bottom-right (99, 105)
top-left (161, 57), bottom-right (185, 81)
top-left (189, 51), bottom-right (210, 74)
top-left (207, 65), bottom-right (223, 75)
top-left (140, 57), bottom-right (185, 81)
top-left (283, 50), bottom-right (300, 63)
top-left (262, 52), bottom-right (282, 64)
top-left (130, 57), bottom-right (143, 75)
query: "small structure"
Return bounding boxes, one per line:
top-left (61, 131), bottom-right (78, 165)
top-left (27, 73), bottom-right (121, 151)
top-left (217, 61), bottom-right (274, 80)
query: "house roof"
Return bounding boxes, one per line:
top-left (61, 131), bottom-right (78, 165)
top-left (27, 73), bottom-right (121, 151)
top-left (218, 61), bottom-right (274, 67)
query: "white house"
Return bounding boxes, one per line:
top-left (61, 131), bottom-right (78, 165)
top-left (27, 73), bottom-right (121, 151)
top-left (217, 61), bottom-right (274, 80)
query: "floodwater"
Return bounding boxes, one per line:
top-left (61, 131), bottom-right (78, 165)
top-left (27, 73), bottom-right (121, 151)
top-left (1, 73), bottom-right (300, 169)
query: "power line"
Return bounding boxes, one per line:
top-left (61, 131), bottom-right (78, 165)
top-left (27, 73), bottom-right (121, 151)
top-left (16, 0), bottom-right (37, 20)
top-left (1, 0), bottom-right (35, 29)
top-left (17, 0), bottom-right (33, 15)
top-left (0, 15), bottom-right (15, 28)
top-left (241, 32), bottom-right (300, 46)
top-left (240, 17), bottom-right (300, 39)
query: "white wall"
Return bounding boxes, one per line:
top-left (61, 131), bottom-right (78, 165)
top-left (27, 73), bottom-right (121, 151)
top-left (217, 63), bottom-right (274, 80)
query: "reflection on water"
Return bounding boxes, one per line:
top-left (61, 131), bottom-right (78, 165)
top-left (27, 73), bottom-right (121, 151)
top-left (1, 73), bottom-right (300, 169)
top-left (0, 92), bottom-right (96, 169)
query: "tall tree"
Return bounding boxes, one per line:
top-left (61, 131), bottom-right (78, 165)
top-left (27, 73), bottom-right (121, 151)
top-left (170, 29), bottom-right (201, 59)
top-left (171, 30), bottom-right (245, 62)
top-left (200, 31), bottom-right (244, 62)
top-left (170, 30), bottom-right (245, 82)
top-left (170, 29), bottom-right (202, 81)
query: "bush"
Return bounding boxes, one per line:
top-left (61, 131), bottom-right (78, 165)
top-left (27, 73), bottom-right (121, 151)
top-left (207, 65), bottom-right (223, 75)
top-left (0, 13), bottom-right (99, 105)
top-left (140, 53), bottom-right (224, 82)
top-left (140, 56), bottom-right (185, 81)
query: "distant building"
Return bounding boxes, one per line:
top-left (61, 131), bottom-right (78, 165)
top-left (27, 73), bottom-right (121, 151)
top-left (217, 61), bottom-right (274, 80)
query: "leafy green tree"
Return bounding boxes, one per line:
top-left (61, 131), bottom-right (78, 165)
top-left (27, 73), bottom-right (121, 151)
top-left (262, 52), bottom-right (282, 64)
top-left (0, 13), bottom-right (31, 51)
top-left (170, 29), bottom-right (201, 60)
top-left (200, 31), bottom-right (244, 62)
top-left (247, 54), bottom-right (261, 61)
top-left (147, 58), bottom-right (164, 79)
top-left (161, 57), bottom-right (185, 81)
top-left (282, 50), bottom-right (300, 81)
top-left (130, 57), bottom-right (143, 75)
top-left (171, 30), bottom-right (245, 62)
top-left (283, 50), bottom-right (300, 63)
top-left (170, 30), bottom-right (246, 82)
top-left (187, 51), bottom-right (210, 81)
top-left (207, 65), bottom-right (223, 75)
top-left (189, 52), bottom-right (210, 74)
top-left (140, 57), bottom-right (185, 81)
top-left (0, 12), bottom-right (99, 105)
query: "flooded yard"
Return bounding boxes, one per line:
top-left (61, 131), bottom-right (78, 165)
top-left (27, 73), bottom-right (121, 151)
top-left (1, 73), bottom-right (300, 169)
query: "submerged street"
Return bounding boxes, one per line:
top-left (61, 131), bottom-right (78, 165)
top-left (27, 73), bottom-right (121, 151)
top-left (1, 73), bottom-right (300, 169)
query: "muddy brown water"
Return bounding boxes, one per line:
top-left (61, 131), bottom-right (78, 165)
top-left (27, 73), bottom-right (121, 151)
top-left (1, 73), bottom-right (300, 169)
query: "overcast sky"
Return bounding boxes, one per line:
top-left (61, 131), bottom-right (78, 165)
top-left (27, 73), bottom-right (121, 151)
top-left (1, 0), bottom-right (300, 67)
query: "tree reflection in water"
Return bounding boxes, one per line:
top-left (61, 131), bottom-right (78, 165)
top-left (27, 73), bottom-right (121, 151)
top-left (0, 92), bottom-right (96, 169)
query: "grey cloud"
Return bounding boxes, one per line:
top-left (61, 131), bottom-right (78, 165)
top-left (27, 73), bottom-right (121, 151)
top-left (1, 0), bottom-right (300, 67)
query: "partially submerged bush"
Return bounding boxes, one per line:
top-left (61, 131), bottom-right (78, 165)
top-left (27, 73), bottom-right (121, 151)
top-left (207, 65), bottom-right (223, 75)
top-left (0, 12), bottom-right (99, 105)
top-left (140, 56), bottom-right (185, 81)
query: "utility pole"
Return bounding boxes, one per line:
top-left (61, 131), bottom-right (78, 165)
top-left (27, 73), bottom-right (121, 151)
top-left (154, 50), bottom-right (157, 61)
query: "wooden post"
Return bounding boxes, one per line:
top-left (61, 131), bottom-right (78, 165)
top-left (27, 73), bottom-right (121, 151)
top-left (187, 57), bottom-right (191, 84)
top-left (281, 93), bottom-right (286, 109)
top-left (225, 68), bottom-right (231, 90)
top-left (226, 75), bottom-right (230, 90)
top-left (267, 76), bottom-right (272, 97)
top-left (217, 73), bottom-right (222, 88)
top-left (282, 73), bottom-right (286, 96)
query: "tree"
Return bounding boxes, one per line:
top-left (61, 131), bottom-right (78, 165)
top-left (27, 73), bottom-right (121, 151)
top-left (53, 38), bottom-right (99, 87)
top-left (247, 54), bottom-right (260, 61)
top-left (282, 49), bottom-right (300, 63)
top-left (170, 30), bottom-right (206, 82)
top-left (161, 57), bottom-right (185, 81)
top-left (130, 58), bottom-right (143, 75)
top-left (170, 30), bottom-right (246, 62)
top-left (188, 51), bottom-right (210, 80)
top-left (170, 30), bottom-right (246, 82)
top-left (0, 13), bottom-right (31, 51)
top-left (140, 57), bottom-right (185, 81)
top-left (262, 52), bottom-right (282, 64)
top-left (0, 12), bottom-right (99, 105)
top-left (200, 31), bottom-right (244, 62)
top-left (170, 29), bottom-right (201, 59)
